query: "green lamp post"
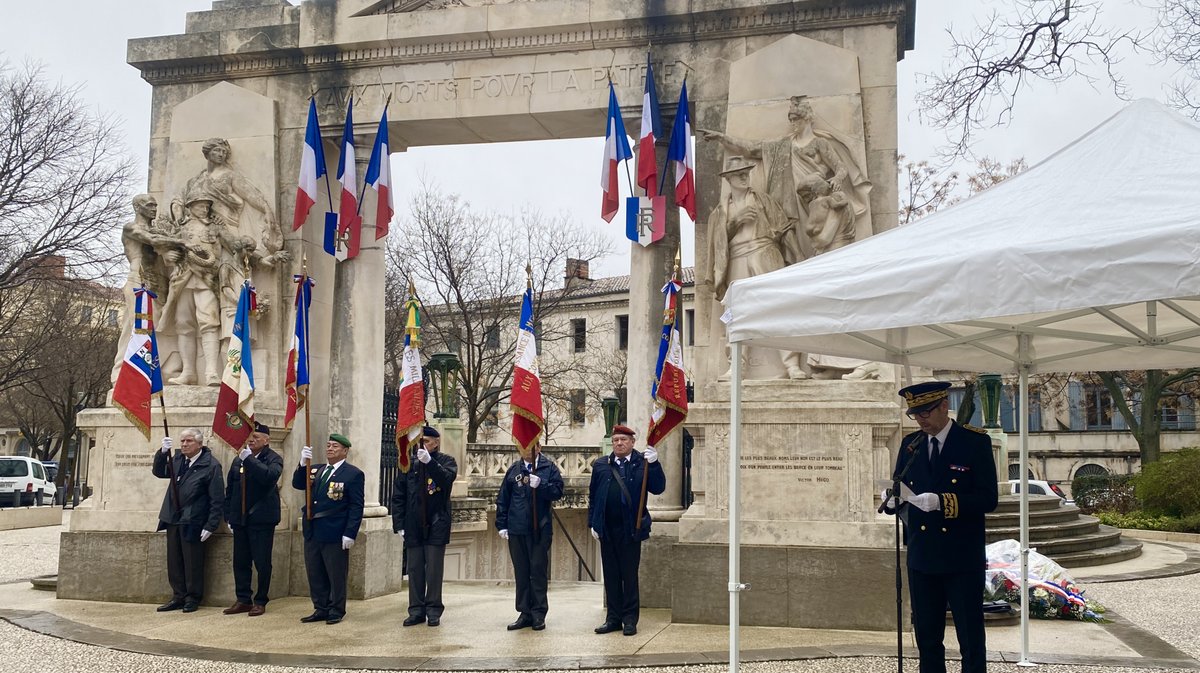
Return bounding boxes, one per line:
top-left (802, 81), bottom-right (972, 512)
top-left (978, 374), bottom-right (1003, 429)
top-left (601, 396), bottom-right (622, 438)
top-left (426, 352), bottom-right (462, 419)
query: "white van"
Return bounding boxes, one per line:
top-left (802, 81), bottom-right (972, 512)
top-left (0, 456), bottom-right (57, 507)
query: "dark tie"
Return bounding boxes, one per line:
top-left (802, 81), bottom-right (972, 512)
top-left (930, 437), bottom-right (940, 468)
top-left (318, 465), bottom-right (332, 489)
top-left (177, 458), bottom-right (190, 481)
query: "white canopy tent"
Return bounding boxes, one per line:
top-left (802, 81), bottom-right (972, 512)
top-left (720, 99), bottom-right (1200, 669)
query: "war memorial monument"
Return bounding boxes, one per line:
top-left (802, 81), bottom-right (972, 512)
top-left (63, 0), bottom-right (920, 630)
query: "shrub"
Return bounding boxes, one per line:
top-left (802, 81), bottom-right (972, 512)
top-left (1135, 448), bottom-right (1200, 518)
top-left (1072, 474), bottom-right (1137, 514)
top-left (1097, 510), bottom-right (1200, 534)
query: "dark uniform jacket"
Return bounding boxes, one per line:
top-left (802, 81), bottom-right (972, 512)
top-left (223, 446), bottom-right (283, 528)
top-left (391, 451), bottom-right (458, 546)
top-left (587, 450), bottom-right (666, 542)
top-left (291, 461), bottom-right (365, 544)
top-left (495, 453), bottom-right (565, 536)
top-left (153, 447), bottom-right (224, 541)
top-left (891, 421), bottom-right (999, 574)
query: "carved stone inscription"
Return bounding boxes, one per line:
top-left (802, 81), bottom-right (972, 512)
top-left (112, 452), bottom-right (154, 469)
top-left (743, 448), bottom-right (848, 521)
top-left (318, 61), bottom-right (684, 109)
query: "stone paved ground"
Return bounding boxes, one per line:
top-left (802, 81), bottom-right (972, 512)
top-left (0, 521), bottom-right (1196, 673)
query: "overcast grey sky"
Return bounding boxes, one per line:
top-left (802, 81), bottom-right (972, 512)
top-left (0, 1), bottom-right (1174, 279)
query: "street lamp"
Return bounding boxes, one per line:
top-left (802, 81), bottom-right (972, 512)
top-left (426, 352), bottom-right (462, 419)
top-left (978, 374), bottom-right (1003, 429)
top-left (601, 396), bottom-right (622, 438)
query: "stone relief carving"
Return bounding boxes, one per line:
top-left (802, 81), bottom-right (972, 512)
top-left (375, 0), bottom-right (528, 13)
top-left (114, 138), bottom-right (286, 388)
top-left (701, 96), bottom-right (883, 381)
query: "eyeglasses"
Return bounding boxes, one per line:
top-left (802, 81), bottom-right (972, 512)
top-left (905, 401), bottom-right (944, 420)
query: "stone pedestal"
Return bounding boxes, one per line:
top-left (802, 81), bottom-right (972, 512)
top-left (433, 418), bottom-right (468, 498)
top-left (988, 429), bottom-right (1012, 494)
top-left (658, 378), bottom-right (903, 629)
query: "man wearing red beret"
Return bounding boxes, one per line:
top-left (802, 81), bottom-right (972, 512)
top-left (586, 424), bottom-right (665, 636)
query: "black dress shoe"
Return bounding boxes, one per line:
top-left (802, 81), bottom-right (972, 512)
top-left (326, 616), bottom-right (343, 625)
top-left (507, 615), bottom-right (533, 631)
top-left (427, 617), bottom-right (440, 627)
top-left (531, 619), bottom-right (546, 631)
top-left (594, 621), bottom-right (622, 634)
top-left (300, 612), bottom-right (329, 623)
top-left (156, 600), bottom-right (185, 612)
top-left (402, 615), bottom-right (425, 627)
top-left (622, 625), bottom-right (637, 636)
top-left (182, 603), bottom-right (199, 613)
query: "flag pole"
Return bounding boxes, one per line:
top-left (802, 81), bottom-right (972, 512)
top-left (301, 255), bottom-right (314, 522)
top-left (241, 261), bottom-right (252, 520)
top-left (525, 263), bottom-right (539, 544)
top-left (140, 274), bottom-right (180, 514)
top-left (637, 253), bottom-right (681, 531)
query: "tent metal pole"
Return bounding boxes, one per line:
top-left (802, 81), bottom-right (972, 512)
top-left (1018, 335), bottom-right (1036, 667)
top-left (728, 341), bottom-right (744, 673)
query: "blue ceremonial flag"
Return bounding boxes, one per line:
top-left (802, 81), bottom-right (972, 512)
top-left (213, 281), bottom-right (257, 448)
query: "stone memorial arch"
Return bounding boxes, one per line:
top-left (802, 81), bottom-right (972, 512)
top-left (66, 0), bottom-right (913, 629)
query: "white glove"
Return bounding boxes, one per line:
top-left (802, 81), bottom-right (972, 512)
top-left (590, 528), bottom-right (600, 540)
top-left (644, 447), bottom-right (658, 463)
top-left (160, 437), bottom-right (172, 454)
top-left (200, 529), bottom-right (212, 542)
top-left (238, 448), bottom-right (252, 461)
top-left (880, 488), bottom-right (901, 510)
top-left (499, 529), bottom-right (509, 540)
top-left (909, 492), bottom-right (941, 512)
top-left (300, 446), bottom-right (312, 466)
top-left (528, 474), bottom-right (541, 489)
top-left (417, 447), bottom-right (431, 464)
top-left (396, 529), bottom-right (405, 539)
top-left (342, 536), bottom-right (355, 550)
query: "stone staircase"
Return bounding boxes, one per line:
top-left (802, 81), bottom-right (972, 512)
top-left (985, 494), bottom-right (1142, 567)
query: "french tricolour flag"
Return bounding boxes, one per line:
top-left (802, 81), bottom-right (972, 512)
top-left (665, 81), bottom-right (696, 222)
top-left (213, 281), bottom-right (256, 449)
top-left (600, 82), bottom-right (633, 223)
top-left (637, 55), bottom-right (661, 197)
top-left (335, 97), bottom-right (360, 261)
top-left (112, 287), bottom-right (164, 441)
top-left (293, 99), bottom-right (327, 231)
top-left (510, 287), bottom-right (544, 452)
top-left (365, 106), bottom-right (393, 241)
top-left (284, 273), bottom-right (314, 430)
top-left (647, 274), bottom-right (688, 448)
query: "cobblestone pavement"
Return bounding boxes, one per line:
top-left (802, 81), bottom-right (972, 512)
top-left (0, 522), bottom-right (1197, 673)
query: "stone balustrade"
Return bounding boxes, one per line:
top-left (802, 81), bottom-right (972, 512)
top-left (464, 444), bottom-right (601, 509)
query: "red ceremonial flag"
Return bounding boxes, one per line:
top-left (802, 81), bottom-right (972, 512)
top-left (647, 273), bottom-right (688, 447)
top-left (112, 287), bottom-right (164, 441)
top-left (510, 286), bottom-right (543, 452)
top-left (395, 293), bottom-right (424, 473)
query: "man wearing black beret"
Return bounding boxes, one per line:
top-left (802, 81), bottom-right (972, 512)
top-left (392, 426), bottom-right (458, 627)
top-left (222, 421), bottom-right (283, 616)
top-left (882, 381), bottom-right (998, 673)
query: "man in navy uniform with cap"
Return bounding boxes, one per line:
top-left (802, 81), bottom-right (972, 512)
top-left (392, 426), bottom-right (458, 627)
top-left (882, 381), bottom-right (998, 673)
top-left (587, 424), bottom-right (665, 636)
top-left (293, 433), bottom-right (364, 625)
top-left (222, 421), bottom-right (283, 616)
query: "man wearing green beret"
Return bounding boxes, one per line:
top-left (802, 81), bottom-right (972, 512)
top-left (292, 433), bottom-right (364, 625)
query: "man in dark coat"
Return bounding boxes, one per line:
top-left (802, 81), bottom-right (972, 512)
top-left (292, 433), bottom-right (365, 625)
top-left (392, 426), bottom-right (458, 627)
top-left (222, 421), bottom-right (283, 616)
top-left (496, 444), bottom-right (564, 631)
top-left (882, 381), bottom-right (999, 673)
top-left (586, 424), bottom-right (666, 636)
top-left (152, 427), bottom-right (225, 613)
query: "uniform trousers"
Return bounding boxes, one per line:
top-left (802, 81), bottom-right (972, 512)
top-left (165, 524), bottom-right (206, 604)
top-left (909, 567), bottom-right (987, 673)
top-left (303, 539), bottom-right (348, 618)
top-left (232, 524), bottom-right (274, 605)
top-left (407, 544), bottom-right (447, 619)
top-left (599, 532), bottom-right (641, 626)
top-left (508, 531), bottom-right (552, 620)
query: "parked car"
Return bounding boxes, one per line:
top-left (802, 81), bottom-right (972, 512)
top-left (1006, 479), bottom-right (1072, 505)
top-left (0, 456), bottom-right (57, 507)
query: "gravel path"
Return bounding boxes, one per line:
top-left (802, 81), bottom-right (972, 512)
top-left (0, 522), bottom-right (1196, 672)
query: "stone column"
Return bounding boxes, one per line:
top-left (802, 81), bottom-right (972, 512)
top-left (328, 151), bottom-right (386, 515)
top-left (433, 417), bottom-right (468, 498)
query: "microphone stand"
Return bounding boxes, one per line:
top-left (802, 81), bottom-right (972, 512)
top-left (881, 433), bottom-right (925, 673)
